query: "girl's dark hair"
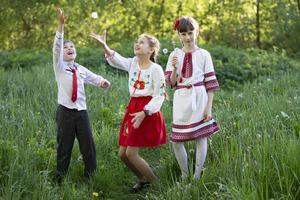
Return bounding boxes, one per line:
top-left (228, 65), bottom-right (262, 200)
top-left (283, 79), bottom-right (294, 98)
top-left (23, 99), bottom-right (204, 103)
top-left (176, 16), bottom-right (199, 33)
top-left (139, 34), bottom-right (160, 63)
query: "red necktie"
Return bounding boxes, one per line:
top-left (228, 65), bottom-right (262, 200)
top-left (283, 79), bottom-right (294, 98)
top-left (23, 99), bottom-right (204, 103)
top-left (71, 67), bottom-right (78, 102)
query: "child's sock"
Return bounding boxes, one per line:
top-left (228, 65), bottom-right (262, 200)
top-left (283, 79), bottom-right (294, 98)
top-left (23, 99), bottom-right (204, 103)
top-left (172, 142), bottom-right (188, 178)
top-left (194, 137), bottom-right (207, 180)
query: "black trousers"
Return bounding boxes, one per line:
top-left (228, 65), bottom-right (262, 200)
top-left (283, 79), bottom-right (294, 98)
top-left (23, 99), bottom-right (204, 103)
top-left (56, 105), bottom-right (96, 178)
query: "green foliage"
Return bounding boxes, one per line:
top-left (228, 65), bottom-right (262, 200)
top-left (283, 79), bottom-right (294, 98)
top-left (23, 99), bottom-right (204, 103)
top-left (207, 45), bottom-right (295, 89)
top-left (0, 43), bottom-right (297, 92)
top-left (1, 0), bottom-right (300, 55)
top-left (0, 49), bottom-right (50, 69)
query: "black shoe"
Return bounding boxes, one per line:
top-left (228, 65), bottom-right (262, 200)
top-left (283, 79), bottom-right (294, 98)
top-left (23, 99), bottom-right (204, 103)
top-left (53, 173), bottom-right (64, 185)
top-left (129, 181), bottom-right (150, 193)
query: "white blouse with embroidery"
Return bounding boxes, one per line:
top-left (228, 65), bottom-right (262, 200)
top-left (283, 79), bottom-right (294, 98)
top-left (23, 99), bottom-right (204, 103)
top-left (53, 31), bottom-right (104, 110)
top-left (106, 51), bottom-right (166, 115)
top-left (165, 48), bottom-right (219, 92)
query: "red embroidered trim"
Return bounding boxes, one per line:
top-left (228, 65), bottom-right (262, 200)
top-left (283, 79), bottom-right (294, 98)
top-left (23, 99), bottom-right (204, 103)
top-left (204, 71), bottom-right (215, 78)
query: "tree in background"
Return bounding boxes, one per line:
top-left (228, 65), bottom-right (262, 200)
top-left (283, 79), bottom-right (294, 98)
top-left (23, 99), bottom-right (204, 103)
top-left (0, 0), bottom-right (299, 55)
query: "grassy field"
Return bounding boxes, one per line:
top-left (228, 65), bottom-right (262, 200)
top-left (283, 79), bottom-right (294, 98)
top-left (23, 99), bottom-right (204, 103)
top-left (0, 63), bottom-right (299, 200)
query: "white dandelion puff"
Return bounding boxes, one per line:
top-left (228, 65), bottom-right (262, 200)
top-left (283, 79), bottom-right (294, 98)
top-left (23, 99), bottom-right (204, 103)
top-left (162, 48), bottom-right (168, 54)
top-left (91, 12), bottom-right (98, 19)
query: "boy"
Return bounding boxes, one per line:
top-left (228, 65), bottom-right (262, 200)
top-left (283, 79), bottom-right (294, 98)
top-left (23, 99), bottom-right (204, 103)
top-left (53, 8), bottom-right (110, 183)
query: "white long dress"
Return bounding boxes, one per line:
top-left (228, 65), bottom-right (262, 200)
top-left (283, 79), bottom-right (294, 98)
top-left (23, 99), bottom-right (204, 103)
top-left (165, 48), bottom-right (220, 142)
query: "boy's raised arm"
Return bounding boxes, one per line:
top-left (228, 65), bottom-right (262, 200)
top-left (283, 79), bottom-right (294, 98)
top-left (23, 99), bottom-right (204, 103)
top-left (53, 7), bottom-right (65, 69)
top-left (56, 7), bottom-right (65, 33)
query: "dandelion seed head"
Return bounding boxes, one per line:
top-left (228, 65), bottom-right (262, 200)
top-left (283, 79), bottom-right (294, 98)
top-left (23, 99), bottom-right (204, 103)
top-left (91, 12), bottom-right (98, 19)
top-left (162, 48), bottom-right (168, 55)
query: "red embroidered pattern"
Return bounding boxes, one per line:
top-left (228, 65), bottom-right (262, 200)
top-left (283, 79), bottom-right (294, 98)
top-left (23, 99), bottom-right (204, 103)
top-left (171, 123), bottom-right (219, 142)
top-left (204, 80), bottom-right (219, 91)
top-left (133, 80), bottom-right (145, 89)
top-left (182, 52), bottom-right (193, 79)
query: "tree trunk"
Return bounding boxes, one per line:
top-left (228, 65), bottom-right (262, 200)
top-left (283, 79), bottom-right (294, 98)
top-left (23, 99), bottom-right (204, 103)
top-left (297, 0), bottom-right (300, 14)
top-left (256, 0), bottom-right (261, 48)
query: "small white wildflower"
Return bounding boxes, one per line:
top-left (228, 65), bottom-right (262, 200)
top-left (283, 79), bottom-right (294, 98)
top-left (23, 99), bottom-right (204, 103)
top-left (257, 134), bottom-right (261, 138)
top-left (267, 78), bottom-right (272, 81)
top-left (280, 111), bottom-right (290, 118)
top-left (275, 115), bottom-right (279, 118)
top-left (294, 96), bottom-right (298, 100)
top-left (162, 48), bottom-right (168, 54)
top-left (237, 93), bottom-right (243, 98)
top-left (91, 12), bottom-right (98, 19)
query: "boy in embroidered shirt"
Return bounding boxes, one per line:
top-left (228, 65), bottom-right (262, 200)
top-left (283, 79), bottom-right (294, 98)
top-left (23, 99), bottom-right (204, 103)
top-left (90, 31), bottom-right (166, 192)
top-left (53, 8), bottom-right (110, 183)
top-left (165, 16), bottom-right (220, 180)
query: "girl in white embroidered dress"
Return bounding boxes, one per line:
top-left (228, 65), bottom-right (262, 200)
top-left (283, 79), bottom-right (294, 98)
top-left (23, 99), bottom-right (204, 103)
top-left (90, 31), bottom-right (166, 192)
top-left (165, 16), bottom-right (220, 180)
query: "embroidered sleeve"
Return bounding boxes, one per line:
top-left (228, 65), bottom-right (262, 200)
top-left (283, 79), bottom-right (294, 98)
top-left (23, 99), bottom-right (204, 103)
top-left (144, 66), bottom-right (166, 115)
top-left (204, 51), bottom-right (219, 92)
top-left (53, 31), bottom-right (64, 71)
top-left (106, 51), bottom-right (133, 72)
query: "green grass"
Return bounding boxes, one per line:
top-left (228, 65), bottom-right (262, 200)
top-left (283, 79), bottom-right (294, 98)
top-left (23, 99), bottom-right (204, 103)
top-left (0, 63), bottom-right (299, 200)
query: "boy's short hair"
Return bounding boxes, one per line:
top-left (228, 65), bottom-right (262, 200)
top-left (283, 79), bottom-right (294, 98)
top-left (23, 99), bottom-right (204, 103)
top-left (64, 40), bottom-right (75, 46)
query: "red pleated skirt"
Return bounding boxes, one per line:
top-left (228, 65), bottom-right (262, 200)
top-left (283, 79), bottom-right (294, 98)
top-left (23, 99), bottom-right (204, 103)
top-left (119, 96), bottom-right (166, 147)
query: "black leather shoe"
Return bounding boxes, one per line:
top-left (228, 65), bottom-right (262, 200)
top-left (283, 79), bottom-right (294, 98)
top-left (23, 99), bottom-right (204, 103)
top-left (129, 181), bottom-right (150, 193)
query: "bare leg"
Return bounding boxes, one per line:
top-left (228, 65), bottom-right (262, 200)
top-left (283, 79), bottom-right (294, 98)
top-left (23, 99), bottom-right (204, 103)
top-left (126, 146), bottom-right (157, 182)
top-left (118, 146), bottom-right (145, 181)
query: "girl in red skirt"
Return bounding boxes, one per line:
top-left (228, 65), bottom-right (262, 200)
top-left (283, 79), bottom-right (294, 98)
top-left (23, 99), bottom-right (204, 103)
top-left (90, 31), bottom-right (166, 192)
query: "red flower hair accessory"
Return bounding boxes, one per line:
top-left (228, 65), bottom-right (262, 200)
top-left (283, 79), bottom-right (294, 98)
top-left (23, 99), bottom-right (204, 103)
top-left (173, 18), bottom-right (180, 31)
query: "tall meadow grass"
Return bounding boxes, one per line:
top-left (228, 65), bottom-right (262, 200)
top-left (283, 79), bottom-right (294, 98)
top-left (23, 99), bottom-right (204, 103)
top-left (0, 63), bottom-right (299, 199)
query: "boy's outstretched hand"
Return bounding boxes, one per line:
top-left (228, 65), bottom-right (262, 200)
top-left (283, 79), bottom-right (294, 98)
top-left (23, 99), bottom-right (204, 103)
top-left (90, 31), bottom-right (107, 47)
top-left (56, 7), bottom-right (65, 25)
top-left (100, 79), bottom-right (110, 89)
